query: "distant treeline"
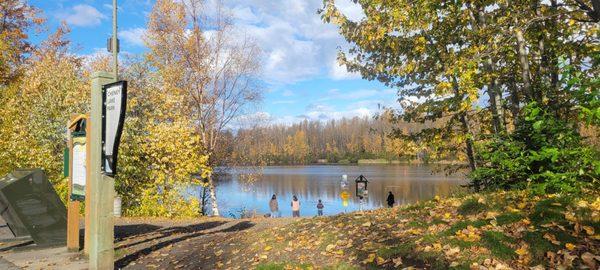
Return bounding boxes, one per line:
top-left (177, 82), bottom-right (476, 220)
top-left (222, 115), bottom-right (453, 165)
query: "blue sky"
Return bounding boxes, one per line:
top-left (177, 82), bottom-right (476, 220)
top-left (29, 0), bottom-right (397, 125)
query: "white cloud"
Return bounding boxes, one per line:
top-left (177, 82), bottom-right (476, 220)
top-left (320, 88), bottom-right (395, 101)
top-left (223, 0), bottom-right (363, 83)
top-left (330, 58), bottom-right (361, 80)
top-left (59, 5), bottom-right (106, 27)
top-left (301, 103), bottom-right (373, 121)
top-left (335, 0), bottom-right (366, 22)
top-left (230, 111), bottom-right (273, 129)
top-left (231, 6), bottom-right (260, 24)
top-left (119, 28), bottom-right (146, 47)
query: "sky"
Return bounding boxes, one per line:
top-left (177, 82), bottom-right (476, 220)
top-left (29, 0), bottom-right (397, 125)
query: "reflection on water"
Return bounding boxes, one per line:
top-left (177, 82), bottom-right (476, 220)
top-left (202, 165), bottom-right (466, 217)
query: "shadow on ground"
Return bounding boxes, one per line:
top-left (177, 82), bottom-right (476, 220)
top-left (115, 224), bottom-right (164, 241)
top-left (114, 221), bottom-right (255, 268)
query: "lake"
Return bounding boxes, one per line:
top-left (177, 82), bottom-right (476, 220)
top-left (201, 165), bottom-right (466, 218)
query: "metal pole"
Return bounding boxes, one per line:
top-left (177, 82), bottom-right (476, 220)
top-left (112, 0), bottom-right (118, 81)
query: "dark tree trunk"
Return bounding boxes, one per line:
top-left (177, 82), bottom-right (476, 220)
top-left (509, 81), bottom-right (521, 128)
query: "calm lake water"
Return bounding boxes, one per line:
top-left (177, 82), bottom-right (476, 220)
top-left (201, 165), bottom-right (466, 218)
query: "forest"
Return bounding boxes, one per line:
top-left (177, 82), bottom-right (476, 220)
top-left (226, 114), bottom-right (453, 165)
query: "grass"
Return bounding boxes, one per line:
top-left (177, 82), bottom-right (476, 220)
top-left (447, 238), bottom-right (476, 249)
top-left (407, 220), bottom-right (428, 228)
top-left (495, 212), bottom-right (523, 225)
top-left (376, 242), bottom-right (415, 259)
top-left (318, 230), bottom-right (338, 250)
top-left (323, 263), bottom-right (359, 270)
top-left (529, 197), bottom-right (569, 225)
top-left (457, 198), bottom-right (487, 216)
top-left (246, 190), bottom-right (598, 269)
top-left (548, 228), bottom-right (577, 244)
top-left (522, 231), bottom-right (558, 263)
top-left (414, 252), bottom-right (448, 270)
top-left (420, 234), bottom-right (438, 245)
top-left (430, 218), bottom-right (447, 225)
top-left (481, 231), bottom-right (516, 260)
top-left (442, 219), bottom-right (488, 236)
top-left (402, 201), bottom-right (436, 212)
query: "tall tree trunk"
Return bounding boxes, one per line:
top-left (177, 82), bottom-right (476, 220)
top-left (548, 0), bottom-right (560, 116)
top-left (534, 3), bottom-right (548, 104)
top-left (514, 25), bottom-right (536, 103)
top-left (207, 175), bottom-right (220, 216)
top-left (200, 185), bottom-right (208, 215)
top-left (471, 5), bottom-right (504, 134)
top-left (460, 112), bottom-right (477, 172)
top-left (451, 75), bottom-right (477, 178)
top-left (486, 66), bottom-right (503, 134)
top-left (509, 81), bottom-right (521, 128)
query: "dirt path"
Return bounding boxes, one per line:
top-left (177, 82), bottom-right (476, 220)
top-left (0, 217), bottom-right (296, 270)
top-left (114, 217), bottom-right (296, 269)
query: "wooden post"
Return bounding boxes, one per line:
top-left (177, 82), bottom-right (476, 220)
top-left (84, 113), bottom-right (91, 255)
top-left (66, 118), bottom-right (79, 251)
top-left (89, 72), bottom-right (115, 270)
top-left (67, 200), bottom-right (80, 250)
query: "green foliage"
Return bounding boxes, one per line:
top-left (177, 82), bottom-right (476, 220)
top-left (563, 54), bottom-right (600, 127)
top-left (321, 0), bottom-right (599, 192)
top-left (469, 103), bottom-right (599, 194)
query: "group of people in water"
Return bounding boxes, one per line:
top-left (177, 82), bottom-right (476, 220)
top-left (268, 191), bottom-right (396, 217)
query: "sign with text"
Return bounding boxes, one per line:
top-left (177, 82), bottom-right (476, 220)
top-left (102, 81), bottom-right (127, 176)
top-left (71, 135), bottom-right (86, 201)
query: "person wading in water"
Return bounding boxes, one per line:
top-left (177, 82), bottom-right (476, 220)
top-left (291, 195), bottom-right (301, 217)
top-left (386, 191), bottom-right (395, 207)
top-left (269, 194), bottom-right (279, 217)
top-left (316, 199), bottom-right (324, 216)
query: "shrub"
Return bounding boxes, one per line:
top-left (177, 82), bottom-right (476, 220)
top-left (469, 103), bottom-right (599, 194)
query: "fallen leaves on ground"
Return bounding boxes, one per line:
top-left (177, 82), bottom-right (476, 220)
top-left (126, 190), bottom-right (600, 269)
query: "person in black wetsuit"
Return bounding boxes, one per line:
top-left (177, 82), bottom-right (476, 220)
top-left (386, 191), bottom-right (395, 207)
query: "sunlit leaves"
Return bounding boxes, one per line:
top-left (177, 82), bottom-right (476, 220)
top-left (0, 24), bottom-right (85, 201)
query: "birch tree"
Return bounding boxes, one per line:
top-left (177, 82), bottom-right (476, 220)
top-left (146, 0), bottom-right (262, 215)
